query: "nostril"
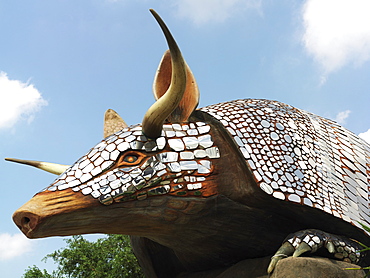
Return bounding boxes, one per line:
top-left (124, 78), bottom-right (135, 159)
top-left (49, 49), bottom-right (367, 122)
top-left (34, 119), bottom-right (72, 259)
top-left (23, 217), bottom-right (31, 225)
top-left (13, 210), bottom-right (40, 237)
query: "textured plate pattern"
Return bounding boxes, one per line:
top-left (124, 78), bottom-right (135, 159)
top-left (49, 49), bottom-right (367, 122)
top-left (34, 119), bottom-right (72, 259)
top-left (46, 122), bottom-right (220, 205)
top-left (201, 99), bottom-right (370, 231)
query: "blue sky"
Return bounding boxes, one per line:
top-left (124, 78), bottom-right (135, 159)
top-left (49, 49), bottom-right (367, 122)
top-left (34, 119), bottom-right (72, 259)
top-left (0, 0), bottom-right (369, 276)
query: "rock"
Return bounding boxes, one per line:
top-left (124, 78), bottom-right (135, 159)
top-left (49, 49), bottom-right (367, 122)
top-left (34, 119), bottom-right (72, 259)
top-left (271, 257), bottom-right (365, 278)
top-left (177, 256), bottom-right (366, 278)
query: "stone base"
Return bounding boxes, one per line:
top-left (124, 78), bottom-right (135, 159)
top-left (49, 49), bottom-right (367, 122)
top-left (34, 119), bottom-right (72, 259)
top-left (177, 256), bottom-right (365, 278)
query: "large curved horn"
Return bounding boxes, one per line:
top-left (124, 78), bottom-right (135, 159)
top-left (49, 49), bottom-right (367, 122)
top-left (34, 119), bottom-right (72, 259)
top-left (5, 158), bottom-right (69, 175)
top-left (153, 50), bottom-right (199, 122)
top-left (142, 9), bottom-right (187, 138)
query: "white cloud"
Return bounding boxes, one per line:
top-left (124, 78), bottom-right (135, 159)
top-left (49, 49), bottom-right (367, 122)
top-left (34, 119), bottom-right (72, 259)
top-left (0, 72), bottom-right (47, 129)
top-left (359, 128), bottom-right (370, 144)
top-left (0, 233), bottom-right (33, 260)
top-left (173, 0), bottom-right (262, 25)
top-left (334, 110), bottom-right (351, 124)
top-left (302, 0), bottom-right (370, 74)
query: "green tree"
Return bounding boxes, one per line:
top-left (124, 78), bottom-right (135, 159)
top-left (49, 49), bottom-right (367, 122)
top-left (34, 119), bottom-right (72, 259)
top-left (23, 266), bottom-right (54, 278)
top-left (23, 234), bottom-right (144, 278)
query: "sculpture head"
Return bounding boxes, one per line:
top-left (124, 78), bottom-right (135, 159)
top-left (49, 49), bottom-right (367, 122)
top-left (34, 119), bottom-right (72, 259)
top-left (10, 10), bottom-right (252, 240)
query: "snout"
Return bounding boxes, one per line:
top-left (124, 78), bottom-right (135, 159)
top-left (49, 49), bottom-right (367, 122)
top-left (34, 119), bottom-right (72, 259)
top-left (13, 188), bottom-right (97, 238)
top-left (13, 187), bottom-right (175, 239)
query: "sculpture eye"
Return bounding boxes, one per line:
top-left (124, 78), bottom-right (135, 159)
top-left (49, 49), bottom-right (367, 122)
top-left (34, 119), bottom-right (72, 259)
top-left (123, 155), bottom-right (138, 163)
top-left (117, 152), bottom-right (143, 167)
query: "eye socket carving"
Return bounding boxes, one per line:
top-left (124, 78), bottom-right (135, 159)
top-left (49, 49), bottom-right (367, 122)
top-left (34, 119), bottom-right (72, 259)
top-left (117, 152), bottom-right (143, 167)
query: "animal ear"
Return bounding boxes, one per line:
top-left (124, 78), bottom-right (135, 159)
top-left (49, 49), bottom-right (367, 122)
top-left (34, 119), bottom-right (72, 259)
top-left (153, 50), bottom-right (199, 122)
top-left (103, 109), bottom-right (128, 138)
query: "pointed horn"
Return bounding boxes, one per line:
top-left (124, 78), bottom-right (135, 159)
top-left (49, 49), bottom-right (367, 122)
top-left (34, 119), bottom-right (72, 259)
top-left (142, 9), bottom-right (187, 138)
top-left (5, 158), bottom-right (70, 175)
top-left (104, 109), bottom-right (128, 138)
top-left (153, 50), bottom-right (199, 122)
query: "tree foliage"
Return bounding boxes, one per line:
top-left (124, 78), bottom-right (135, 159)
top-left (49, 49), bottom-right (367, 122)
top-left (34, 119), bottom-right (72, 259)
top-left (23, 234), bottom-right (144, 278)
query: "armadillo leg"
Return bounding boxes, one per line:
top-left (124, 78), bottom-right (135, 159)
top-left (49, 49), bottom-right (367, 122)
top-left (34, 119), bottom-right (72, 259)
top-left (267, 242), bottom-right (294, 274)
top-left (267, 229), bottom-right (363, 274)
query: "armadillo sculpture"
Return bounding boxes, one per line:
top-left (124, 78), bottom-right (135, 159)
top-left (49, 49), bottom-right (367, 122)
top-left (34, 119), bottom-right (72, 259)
top-left (9, 9), bottom-right (370, 278)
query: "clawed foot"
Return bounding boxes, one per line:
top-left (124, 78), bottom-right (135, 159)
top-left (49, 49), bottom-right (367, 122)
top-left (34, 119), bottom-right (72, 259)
top-left (267, 229), bottom-right (362, 274)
